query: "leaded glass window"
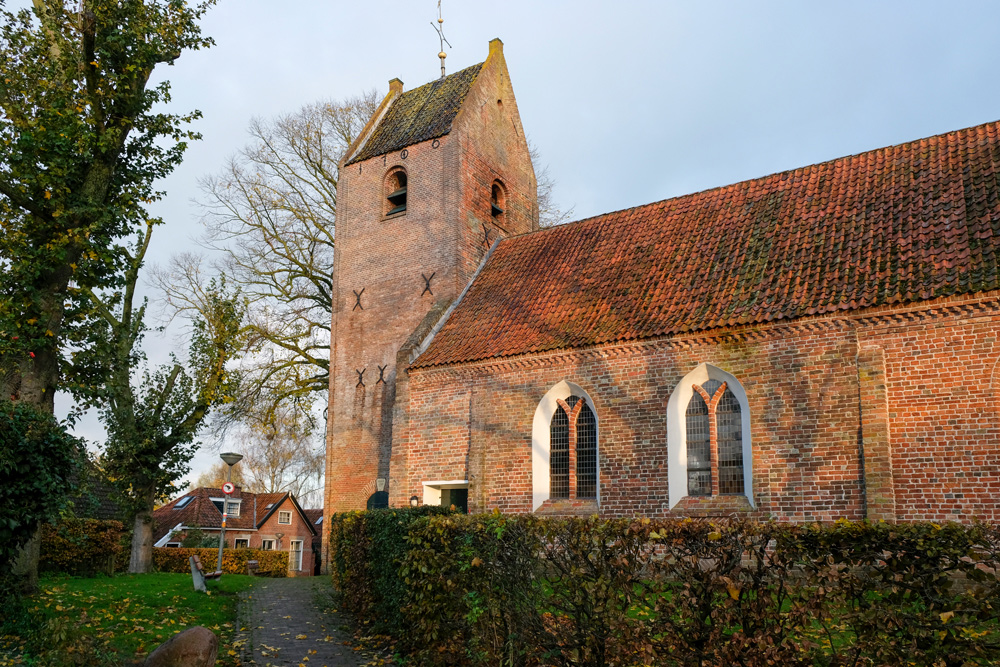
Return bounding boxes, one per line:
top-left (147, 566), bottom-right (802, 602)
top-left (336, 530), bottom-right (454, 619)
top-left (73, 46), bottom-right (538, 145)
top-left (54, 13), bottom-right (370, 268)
top-left (576, 401), bottom-right (597, 498)
top-left (716, 388), bottom-right (744, 494)
top-left (550, 403), bottom-right (570, 499)
top-left (686, 391), bottom-right (711, 496)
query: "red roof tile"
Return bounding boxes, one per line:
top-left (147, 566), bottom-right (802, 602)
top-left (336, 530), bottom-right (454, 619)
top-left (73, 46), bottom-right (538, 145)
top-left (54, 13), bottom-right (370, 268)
top-left (414, 120), bottom-right (1000, 368)
top-left (152, 487), bottom-right (291, 543)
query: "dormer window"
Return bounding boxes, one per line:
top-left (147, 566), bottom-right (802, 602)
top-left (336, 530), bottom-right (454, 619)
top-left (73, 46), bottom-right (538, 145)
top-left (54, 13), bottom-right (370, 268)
top-left (491, 181), bottom-right (506, 223)
top-left (385, 168), bottom-right (407, 216)
top-left (173, 496), bottom-right (193, 510)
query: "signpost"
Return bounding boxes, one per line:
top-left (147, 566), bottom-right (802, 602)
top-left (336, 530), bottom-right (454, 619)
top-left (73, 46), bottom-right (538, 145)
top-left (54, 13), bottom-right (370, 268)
top-left (216, 453), bottom-right (243, 574)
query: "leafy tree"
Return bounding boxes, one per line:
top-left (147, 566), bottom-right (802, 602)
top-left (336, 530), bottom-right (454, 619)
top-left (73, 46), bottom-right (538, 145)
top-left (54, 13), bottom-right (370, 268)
top-left (78, 266), bottom-right (246, 573)
top-left (0, 398), bottom-right (82, 592)
top-left (0, 0), bottom-right (216, 414)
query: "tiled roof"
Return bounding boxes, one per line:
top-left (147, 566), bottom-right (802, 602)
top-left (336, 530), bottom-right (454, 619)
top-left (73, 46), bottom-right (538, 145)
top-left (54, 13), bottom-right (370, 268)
top-left (415, 120), bottom-right (1000, 368)
top-left (346, 63), bottom-right (483, 165)
top-left (303, 509), bottom-right (323, 526)
top-left (152, 487), bottom-right (289, 543)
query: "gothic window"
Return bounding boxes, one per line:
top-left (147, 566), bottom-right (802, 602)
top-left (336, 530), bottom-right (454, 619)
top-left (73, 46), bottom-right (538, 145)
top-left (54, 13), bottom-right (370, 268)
top-left (533, 382), bottom-right (600, 510)
top-left (550, 403), bottom-right (570, 499)
top-left (667, 364), bottom-right (753, 509)
top-left (491, 180), bottom-right (506, 224)
top-left (385, 168), bottom-right (407, 216)
top-left (686, 390), bottom-right (711, 496)
top-left (576, 400), bottom-right (598, 499)
top-left (548, 395), bottom-right (598, 501)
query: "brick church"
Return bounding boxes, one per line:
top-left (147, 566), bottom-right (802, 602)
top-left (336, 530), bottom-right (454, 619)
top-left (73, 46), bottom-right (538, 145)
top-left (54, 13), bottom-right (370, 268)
top-left (324, 39), bottom-right (1000, 546)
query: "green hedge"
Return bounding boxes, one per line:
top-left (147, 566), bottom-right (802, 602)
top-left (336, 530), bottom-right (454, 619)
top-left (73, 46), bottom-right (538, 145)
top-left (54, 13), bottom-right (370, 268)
top-left (39, 518), bottom-right (127, 576)
top-left (152, 547), bottom-right (288, 577)
top-left (329, 506), bottom-right (453, 636)
top-left (329, 514), bottom-right (1000, 667)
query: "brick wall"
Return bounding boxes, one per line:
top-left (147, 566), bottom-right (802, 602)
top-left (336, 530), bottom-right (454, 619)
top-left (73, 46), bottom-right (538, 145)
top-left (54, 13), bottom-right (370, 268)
top-left (394, 294), bottom-right (1000, 523)
top-left (324, 35), bottom-right (538, 559)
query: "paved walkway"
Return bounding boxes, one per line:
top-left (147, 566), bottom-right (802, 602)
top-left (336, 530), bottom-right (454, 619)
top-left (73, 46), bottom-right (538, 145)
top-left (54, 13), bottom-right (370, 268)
top-left (239, 577), bottom-right (379, 667)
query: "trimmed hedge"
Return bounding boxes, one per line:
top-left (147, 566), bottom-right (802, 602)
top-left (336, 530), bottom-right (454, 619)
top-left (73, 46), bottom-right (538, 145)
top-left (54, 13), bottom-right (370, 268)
top-left (329, 506), bottom-right (453, 636)
top-left (152, 547), bottom-right (288, 577)
top-left (330, 514), bottom-right (1000, 667)
top-left (39, 518), bottom-right (127, 577)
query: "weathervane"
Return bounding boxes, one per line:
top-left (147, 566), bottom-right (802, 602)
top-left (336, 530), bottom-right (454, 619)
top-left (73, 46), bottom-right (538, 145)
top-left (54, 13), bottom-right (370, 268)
top-left (431, 0), bottom-right (452, 79)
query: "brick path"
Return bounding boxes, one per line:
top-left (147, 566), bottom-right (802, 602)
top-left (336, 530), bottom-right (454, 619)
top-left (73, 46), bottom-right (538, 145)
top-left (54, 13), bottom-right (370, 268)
top-left (239, 577), bottom-right (377, 667)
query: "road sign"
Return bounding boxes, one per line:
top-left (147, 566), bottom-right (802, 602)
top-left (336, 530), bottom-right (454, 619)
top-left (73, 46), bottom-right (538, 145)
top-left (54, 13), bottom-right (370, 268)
top-left (222, 482), bottom-right (235, 495)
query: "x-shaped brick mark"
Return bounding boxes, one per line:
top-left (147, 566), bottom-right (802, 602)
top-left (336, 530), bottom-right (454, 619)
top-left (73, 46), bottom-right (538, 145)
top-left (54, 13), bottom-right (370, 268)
top-left (353, 288), bottom-right (365, 311)
top-left (355, 368), bottom-right (366, 387)
top-left (421, 272), bottom-right (435, 296)
top-left (376, 365), bottom-right (388, 385)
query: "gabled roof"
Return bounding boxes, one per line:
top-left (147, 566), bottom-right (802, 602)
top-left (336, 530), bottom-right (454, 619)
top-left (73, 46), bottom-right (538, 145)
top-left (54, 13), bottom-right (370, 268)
top-left (414, 120), bottom-right (1000, 368)
top-left (152, 487), bottom-right (317, 542)
top-left (346, 62), bottom-right (483, 165)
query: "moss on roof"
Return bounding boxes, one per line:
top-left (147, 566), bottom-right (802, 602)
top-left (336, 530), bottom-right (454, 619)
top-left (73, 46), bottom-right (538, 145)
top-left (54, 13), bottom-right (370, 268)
top-left (347, 62), bottom-right (483, 165)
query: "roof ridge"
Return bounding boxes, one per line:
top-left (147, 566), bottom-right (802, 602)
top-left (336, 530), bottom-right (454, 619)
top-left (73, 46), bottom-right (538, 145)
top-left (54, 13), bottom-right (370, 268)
top-left (513, 118), bottom-right (1000, 239)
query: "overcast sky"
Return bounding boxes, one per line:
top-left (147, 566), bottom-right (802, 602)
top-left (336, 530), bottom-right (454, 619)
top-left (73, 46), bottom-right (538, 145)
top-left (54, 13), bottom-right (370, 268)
top-left (40, 0), bottom-right (1000, 493)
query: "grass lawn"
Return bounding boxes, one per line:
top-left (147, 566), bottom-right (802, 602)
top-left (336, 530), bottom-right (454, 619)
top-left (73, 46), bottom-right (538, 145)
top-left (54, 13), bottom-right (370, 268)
top-left (0, 572), bottom-right (255, 666)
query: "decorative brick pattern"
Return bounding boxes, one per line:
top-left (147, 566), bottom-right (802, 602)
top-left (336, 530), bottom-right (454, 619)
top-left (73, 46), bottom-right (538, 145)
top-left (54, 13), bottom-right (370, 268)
top-left (323, 39), bottom-right (538, 569)
top-left (395, 296), bottom-right (1000, 523)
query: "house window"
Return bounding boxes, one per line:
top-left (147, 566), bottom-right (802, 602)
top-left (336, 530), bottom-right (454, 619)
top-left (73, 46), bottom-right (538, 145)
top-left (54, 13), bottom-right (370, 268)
top-left (667, 364), bottom-right (753, 509)
top-left (226, 501), bottom-right (241, 517)
top-left (261, 539), bottom-right (275, 550)
top-left (290, 540), bottom-right (303, 570)
top-left (278, 510), bottom-right (292, 525)
top-left (234, 538), bottom-right (249, 549)
top-left (532, 381), bottom-right (600, 511)
top-left (491, 180), bottom-right (506, 224)
top-left (385, 168), bottom-right (407, 216)
top-left (165, 542), bottom-right (181, 548)
top-left (173, 496), bottom-right (193, 509)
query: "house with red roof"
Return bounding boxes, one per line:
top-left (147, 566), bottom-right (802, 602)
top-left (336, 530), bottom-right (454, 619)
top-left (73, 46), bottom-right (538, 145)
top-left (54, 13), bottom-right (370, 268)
top-left (153, 487), bottom-right (321, 576)
top-left (323, 38), bottom-right (1000, 564)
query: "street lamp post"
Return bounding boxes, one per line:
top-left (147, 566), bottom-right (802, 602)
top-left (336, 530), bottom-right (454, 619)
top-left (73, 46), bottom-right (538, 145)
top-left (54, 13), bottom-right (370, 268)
top-left (216, 452), bottom-right (243, 573)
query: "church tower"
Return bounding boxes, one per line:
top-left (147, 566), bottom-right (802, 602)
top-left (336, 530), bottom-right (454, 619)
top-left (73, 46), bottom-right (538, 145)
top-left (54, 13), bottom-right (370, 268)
top-left (324, 39), bottom-right (538, 521)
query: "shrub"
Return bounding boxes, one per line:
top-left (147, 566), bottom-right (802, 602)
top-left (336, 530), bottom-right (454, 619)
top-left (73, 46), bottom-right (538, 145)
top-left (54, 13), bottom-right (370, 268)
top-left (330, 514), bottom-right (1000, 667)
top-left (0, 399), bottom-right (82, 578)
top-left (329, 506), bottom-right (453, 636)
top-left (39, 518), bottom-right (127, 577)
top-left (152, 547), bottom-right (288, 577)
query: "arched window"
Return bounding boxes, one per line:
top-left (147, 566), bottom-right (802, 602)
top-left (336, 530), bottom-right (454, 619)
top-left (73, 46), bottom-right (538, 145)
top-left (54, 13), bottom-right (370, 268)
top-left (667, 364), bottom-right (753, 508)
top-left (385, 168), bottom-right (407, 216)
top-left (532, 382), bottom-right (600, 510)
top-left (491, 180), bottom-right (506, 225)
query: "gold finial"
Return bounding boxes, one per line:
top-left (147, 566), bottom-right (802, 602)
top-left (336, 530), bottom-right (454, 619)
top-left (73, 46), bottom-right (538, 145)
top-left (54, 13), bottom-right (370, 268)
top-left (431, 0), bottom-right (452, 79)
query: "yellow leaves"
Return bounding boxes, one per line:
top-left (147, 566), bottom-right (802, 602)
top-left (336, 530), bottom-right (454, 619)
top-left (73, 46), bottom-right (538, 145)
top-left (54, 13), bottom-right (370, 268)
top-left (707, 531), bottom-right (722, 541)
top-left (295, 633), bottom-right (307, 639)
top-left (26, 317), bottom-right (37, 325)
top-left (470, 557), bottom-right (482, 567)
top-left (727, 584), bottom-right (740, 600)
top-left (940, 611), bottom-right (954, 623)
top-left (44, 190), bottom-right (51, 199)
top-left (45, 329), bottom-right (54, 336)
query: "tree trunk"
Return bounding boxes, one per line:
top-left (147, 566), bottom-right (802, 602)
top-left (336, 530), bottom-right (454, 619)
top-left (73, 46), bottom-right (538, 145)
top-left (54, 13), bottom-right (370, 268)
top-left (11, 525), bottom-right (41, 594)
top-left (129, 488), bottom-right (156, 573)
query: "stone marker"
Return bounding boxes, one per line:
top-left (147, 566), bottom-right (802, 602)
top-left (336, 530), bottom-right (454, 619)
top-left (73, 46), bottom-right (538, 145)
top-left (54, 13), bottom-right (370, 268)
top-left (144, 626), bottom-right (218, 667)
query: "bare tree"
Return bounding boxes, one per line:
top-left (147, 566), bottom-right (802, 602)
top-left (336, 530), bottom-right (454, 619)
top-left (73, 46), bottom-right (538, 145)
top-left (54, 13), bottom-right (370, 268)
top-left (530, 140), bottom-right (575, 228)
top-left (196, 92), bottom-right (380, 421)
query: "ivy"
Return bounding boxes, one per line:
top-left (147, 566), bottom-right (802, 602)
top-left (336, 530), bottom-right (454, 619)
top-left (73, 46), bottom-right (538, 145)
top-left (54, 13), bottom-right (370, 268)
top-left (0, 398), bottom-right (82, 575)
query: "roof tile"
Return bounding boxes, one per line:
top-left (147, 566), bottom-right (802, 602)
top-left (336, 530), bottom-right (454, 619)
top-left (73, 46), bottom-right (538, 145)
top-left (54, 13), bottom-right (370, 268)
top-left (415, 120), bottom-right (1000, 368)
top-left (347, 63), bottom-right (483, 165)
